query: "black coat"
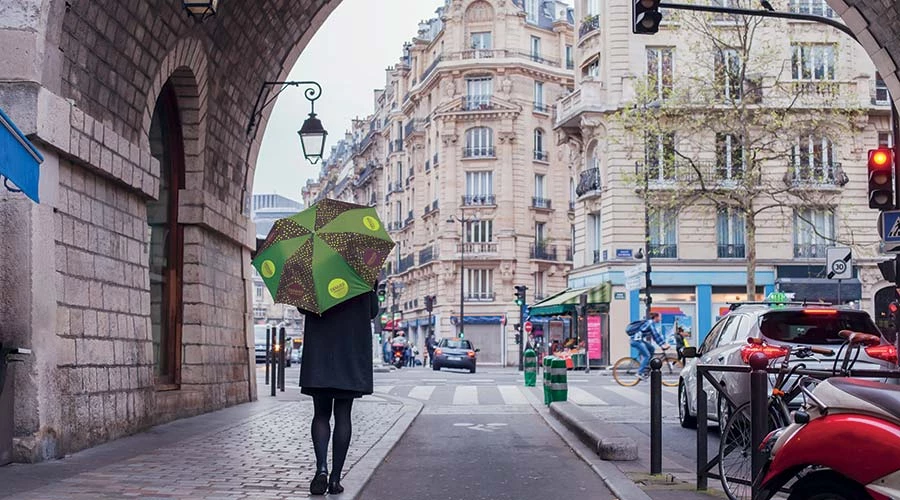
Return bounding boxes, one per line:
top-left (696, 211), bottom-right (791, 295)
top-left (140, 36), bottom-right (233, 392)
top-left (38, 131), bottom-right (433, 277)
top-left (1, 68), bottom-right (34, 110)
top-left (299, 289), bottom-right (378, 396)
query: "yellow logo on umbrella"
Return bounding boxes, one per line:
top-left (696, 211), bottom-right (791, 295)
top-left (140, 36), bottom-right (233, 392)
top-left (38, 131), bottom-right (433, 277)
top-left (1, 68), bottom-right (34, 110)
top-left (328, 278), bottom-right (349, 299)
top-left (363, 216), bottom-right (380, 231)
top-left (260, 260), bottom-right (276, 278)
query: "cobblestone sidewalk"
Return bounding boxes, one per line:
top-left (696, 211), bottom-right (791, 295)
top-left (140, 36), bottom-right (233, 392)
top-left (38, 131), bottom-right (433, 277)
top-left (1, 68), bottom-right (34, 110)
top-left (0, 395), bottom-right (418, 499)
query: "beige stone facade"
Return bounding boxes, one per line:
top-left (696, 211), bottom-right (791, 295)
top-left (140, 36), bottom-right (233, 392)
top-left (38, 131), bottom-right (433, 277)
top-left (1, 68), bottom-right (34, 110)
top-left (558, 0), bottom-right (892, 364)
top-left (303, 0), bottom-right (575, 364)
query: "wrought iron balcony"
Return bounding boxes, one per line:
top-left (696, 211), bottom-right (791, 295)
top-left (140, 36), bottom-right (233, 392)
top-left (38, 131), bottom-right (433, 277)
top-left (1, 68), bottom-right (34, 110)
top-left (463, 96), bottom-right (494, 111)
top-left (530, 243), bottom-right (557, 261)
top-left (718, 244), bottom-right (746, 258)
top-left (420, 54), bottom-right (443, 81)
top-left (397, 254), bottom-right (416, 274)
top-left (404, 120), bottom-right (423, 137)
top-left (576, 168), bottom-right (601, 197)
top-left (531, 197), bottom-right (552, 209)
top-left (783, 163), bottom-right (848, 188)
top-left (419, 245), bottom-right (436, 265)
top-left (579, 15), bottom-right (600, 38)
top-left (461, 194), bottom-right (496, 206)
top-left (533, 103), bottom-right (550, 114)
top-left (458, 242), bottom-right (498, 255)
top-left (464, 292), bottom-right (496, 302)
top-left (794, 243), bottom-right (828, 258)
top-left (649, 244), bottom-right (678, 259)
top-left (462, 146), bottom-right (495, 158)
top-left (533, 150), bottom-right (548, 161)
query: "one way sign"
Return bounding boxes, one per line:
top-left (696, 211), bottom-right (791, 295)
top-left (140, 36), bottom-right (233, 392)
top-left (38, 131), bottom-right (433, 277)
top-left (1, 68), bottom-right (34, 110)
top-left (826, 247), bottom-right (852, 280)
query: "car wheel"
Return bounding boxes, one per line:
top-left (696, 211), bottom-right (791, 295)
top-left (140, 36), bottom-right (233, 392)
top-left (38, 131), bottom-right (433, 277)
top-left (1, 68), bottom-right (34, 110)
top-left (679, 381), bottom-right (697, 429)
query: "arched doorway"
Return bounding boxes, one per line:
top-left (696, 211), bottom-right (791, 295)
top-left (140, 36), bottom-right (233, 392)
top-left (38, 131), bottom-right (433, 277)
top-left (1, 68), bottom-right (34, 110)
top-left (148, 81), bottom-right (186, 389)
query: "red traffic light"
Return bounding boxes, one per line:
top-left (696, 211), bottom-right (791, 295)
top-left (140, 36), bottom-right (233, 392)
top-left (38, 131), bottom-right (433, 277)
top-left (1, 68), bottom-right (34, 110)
top-left (868, 148), bottom-right (895, 210)
top-left (889, 301), bottom-right (899, 314)
top-left (871, 148), bottom-right (892, 168)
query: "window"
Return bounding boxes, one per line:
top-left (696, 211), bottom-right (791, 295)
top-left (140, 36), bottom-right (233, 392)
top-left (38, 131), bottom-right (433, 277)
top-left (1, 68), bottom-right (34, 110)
top-left (148, 82), bottom-right (185, 388)
top-left (471, 32), bottom-right (492, 50)
top-left (465, 171), bottom-right (494, 200)
top-left (645, 132), bottom-right (676, 182)
top-left (879, 132), bottom-right (893, 148)
top-left (717, 207), bottom-right (745, 258)
top-left (715, 49), bottom-right (742, 101)
top-left (791, 44), bottom-right (835, 81)
top-left (534, 174), bottom-right (545, 199)
top-left (534, 129), bottom-right (547, 160)
top-left (524, 0), bottom-right (539, 22)
top-left (875, 72), bottom-right (890, 105)
top-left (255, 284), bottom-right (264, 300)
top-left (649, 208), bottom-right (677, 258)
top-left (647, 47), bottom-right (674, 99)
top-left (465, 77), bottom-right (493, 110)
top-left (794, 207), bottom-right (834, 258)
top-left (711, 0), bottom-right (740, 22)
top-left (565, 45), bottom-right (574, 69)
top-left (791, 135), bottom-right (838, 184)
top-left (466, 219), bottom-right (493, 243)
top-left (569, 178), bottom-right (576, 209)
top-left (716, 133), bottom-right (744, 181)
top-left (586, 0), bottom-right (601, 15)
top-left (789, 0), bottom-right (834, 17)
top-left (465, 268), bottom-right (494, 300)
top-left (464, 127), bottom-right (494, 157)
top-left (534, 81), bottom-right (546, 112)
top-left (584, 58), bottom-right (600, 79)
top-left (535, 222), bottom-right (546, 243)
top-left (530, 36), bottom-right (542, 61)
top-left (589, 213), bottom-right (602, 264)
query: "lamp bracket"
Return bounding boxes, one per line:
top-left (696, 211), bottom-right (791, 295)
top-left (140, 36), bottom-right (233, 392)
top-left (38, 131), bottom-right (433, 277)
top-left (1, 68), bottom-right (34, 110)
top-left (246, 81), bottom-right (323, 138)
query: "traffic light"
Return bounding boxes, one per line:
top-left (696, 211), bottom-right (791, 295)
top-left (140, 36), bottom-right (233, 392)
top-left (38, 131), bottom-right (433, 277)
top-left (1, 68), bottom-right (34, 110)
top-left (515, 333), bottom-right (522, 345)
top-left (424, 295), bottom-right (435, 313)
top-left (514, 285), bottom-right (528, 307)
top-left (633, 0), bottom-right (662, 35)
top-left (879, 259), bottom-right (899, 283)
top-left (868, 148), bottom-right (895, 210)
top-left (377, 282), bottom-right (387, 303)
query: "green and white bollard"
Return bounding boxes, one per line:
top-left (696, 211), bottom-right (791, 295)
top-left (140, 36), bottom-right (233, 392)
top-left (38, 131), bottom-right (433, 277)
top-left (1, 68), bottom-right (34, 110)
top-left (524, 349), bottom-right (537, 387)
top-left (550, 357), bottom-right (568, 402)
top-left (543, 356), bottom-right (553, 405)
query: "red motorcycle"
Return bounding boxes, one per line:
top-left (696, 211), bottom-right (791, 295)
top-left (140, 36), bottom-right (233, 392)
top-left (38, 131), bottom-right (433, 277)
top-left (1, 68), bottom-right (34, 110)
top-left (756, 332), bottom-right (900, 500)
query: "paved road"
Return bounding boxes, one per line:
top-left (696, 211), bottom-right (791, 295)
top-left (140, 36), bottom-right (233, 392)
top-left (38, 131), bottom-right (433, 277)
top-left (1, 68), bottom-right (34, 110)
top-left (362, 366), bottom-right (615, 500)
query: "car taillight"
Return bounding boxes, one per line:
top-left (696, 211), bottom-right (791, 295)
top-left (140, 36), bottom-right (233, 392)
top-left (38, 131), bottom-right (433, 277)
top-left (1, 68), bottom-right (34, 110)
top-left (467, 350), bottom-right (475, 358)
top-left (435, 348), bottom-right (442, 356)
top-left (865, 344), bottom-right (899, 364)
top-left (740, 343), bottom-right (789, 364)
top-left (803, 308), bottom-right (838, 315)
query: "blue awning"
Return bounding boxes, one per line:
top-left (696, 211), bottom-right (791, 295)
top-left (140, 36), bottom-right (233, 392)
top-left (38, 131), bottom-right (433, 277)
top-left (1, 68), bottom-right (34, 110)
top-left (0, 107), bottom-right (43, 203)
top-left (450, 315), bottom-right (504, 325)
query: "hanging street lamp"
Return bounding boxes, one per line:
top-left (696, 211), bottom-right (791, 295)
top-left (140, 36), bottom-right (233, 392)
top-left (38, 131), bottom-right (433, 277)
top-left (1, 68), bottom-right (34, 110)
top-left (245, 81), bottom-right (326, 165)
top-left (297, 110), bottom-right (327, 165)
top-left (182, 0), bottom-right (219, 22)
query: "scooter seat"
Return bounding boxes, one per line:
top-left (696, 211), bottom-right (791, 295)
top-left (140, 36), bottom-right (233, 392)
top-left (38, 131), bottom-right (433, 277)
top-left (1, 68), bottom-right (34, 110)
top-left (815, 377), bottom-right (900, 426)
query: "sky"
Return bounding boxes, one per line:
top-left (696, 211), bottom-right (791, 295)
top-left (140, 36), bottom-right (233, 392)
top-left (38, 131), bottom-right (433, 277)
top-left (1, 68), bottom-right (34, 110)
top-left (252, 0), bottom-right (445, 202)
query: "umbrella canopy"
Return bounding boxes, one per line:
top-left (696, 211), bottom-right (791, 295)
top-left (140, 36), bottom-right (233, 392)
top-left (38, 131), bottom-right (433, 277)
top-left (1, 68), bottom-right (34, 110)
top-left (252, 198), bottom-right (394, 315)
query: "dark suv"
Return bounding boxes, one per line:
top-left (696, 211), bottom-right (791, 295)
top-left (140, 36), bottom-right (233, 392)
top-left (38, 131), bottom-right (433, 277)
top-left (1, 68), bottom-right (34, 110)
top-left (678, 303), bottom-right (897, 429)
top-left (433, 338), bottom-right (479, 373)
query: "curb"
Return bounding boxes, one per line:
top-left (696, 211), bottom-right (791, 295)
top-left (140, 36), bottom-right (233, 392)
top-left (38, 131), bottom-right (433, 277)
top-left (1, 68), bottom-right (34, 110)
top-left (523, 387), bottom-right (654, 500)
top-left (549, 402), bottom-right (638, 461)
top-left (341, 395), bottom-right (422, 499)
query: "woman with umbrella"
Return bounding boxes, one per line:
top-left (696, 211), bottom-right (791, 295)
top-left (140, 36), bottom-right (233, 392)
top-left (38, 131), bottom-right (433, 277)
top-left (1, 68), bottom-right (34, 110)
top-left (252, 199), bottom-right (394, 495)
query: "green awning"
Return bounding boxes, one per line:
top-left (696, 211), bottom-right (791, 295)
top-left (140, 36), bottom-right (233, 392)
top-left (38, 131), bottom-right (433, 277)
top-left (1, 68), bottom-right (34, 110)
top-left (529, 282), bottom-right (612, 317)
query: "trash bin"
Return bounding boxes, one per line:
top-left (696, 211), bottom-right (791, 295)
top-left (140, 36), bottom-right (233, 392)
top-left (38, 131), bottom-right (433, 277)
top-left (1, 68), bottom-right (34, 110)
top-left (0, 344), bottom-right (30, 466)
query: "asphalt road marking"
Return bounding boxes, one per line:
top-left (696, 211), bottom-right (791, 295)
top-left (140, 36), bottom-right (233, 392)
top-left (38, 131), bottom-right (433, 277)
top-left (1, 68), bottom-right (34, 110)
top-left (567, 387), bottom-right (608, 406)
top-left (469, 379), bottom-right (495, 383)
top-left (407, 386), bottom-right (436, 401)
top-left (422, 378), bottom-right (447, 382)
top-left (374, 385), bottom-right (394, 394)
top-left (453, 422), bottom-right (508, 432)
top-left (497, 385), bottom-right (528, 405)
top-left (452, 386), bottom-right (479, 405)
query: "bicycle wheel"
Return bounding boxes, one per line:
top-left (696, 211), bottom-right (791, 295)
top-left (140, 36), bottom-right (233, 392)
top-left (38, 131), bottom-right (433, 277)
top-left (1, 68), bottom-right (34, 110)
top-left (612, 357), bottom-right (642, 387)
top-left (659, 355), bottom-right (682, 387)
top-left (718, 402), bottom-right (787, 500)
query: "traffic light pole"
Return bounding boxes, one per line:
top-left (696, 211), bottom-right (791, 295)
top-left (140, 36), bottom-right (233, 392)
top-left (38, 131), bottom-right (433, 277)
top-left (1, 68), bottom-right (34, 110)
top-left (518, 299), bottom-right (525, 372)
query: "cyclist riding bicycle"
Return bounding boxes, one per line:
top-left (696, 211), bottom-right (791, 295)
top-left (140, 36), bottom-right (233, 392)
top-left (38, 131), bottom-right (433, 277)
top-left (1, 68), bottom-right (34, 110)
top-left (630, 312), bottom-right (670, 378)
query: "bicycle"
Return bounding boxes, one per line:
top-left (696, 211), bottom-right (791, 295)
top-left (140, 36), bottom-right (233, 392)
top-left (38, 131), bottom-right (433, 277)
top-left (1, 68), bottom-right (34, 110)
top-left (612, 349), bottom-right (682, 387)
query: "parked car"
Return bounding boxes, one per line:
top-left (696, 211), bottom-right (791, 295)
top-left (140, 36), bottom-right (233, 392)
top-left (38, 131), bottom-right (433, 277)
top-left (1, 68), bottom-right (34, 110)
top-left (254, 325), bottom-right (292, 366)
top-left (677, 303), bottom-right (897, 429)
top-left (433, 338), bottom-right (479, 373)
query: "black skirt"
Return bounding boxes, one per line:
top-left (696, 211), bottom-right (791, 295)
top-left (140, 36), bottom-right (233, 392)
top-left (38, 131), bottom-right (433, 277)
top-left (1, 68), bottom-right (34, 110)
top-left (301, 387), bottom-right (365, 399)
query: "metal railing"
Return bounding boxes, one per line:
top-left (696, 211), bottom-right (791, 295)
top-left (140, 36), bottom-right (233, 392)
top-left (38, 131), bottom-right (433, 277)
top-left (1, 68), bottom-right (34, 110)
top-left (783, 163), bottom-right (847, 188)
top-left (794, 243), bottom-right (829, 258)
top-left (533, 103), bottom-right (550, 114)
top-left (530, 243), bottom-right (557, 261)
top-left (464, 96), bottom-right (494, 111)
top-left (463, 146), bottom-right (495, 158)
top-left (718, 244), bottom-right (746, 258)
top-left (420, 54), bottom-right (443, 81)
top-left (649, 244), bottom-right (677, 258)
top-left (458, 242), bottom-right (498, 254)
top-left (532, 197), bottom-right (551, 209)
top-left (419, 245), bottom-right (435, 265)
top-left (576, 168), bottom-right (601, 197)
top-left (533, 150), bottom-right (548, 161)
top-left (464, 292), bottom-right (496, 302)
top-left (579, 15), bottom-right (600, 38)
top-left (404, 120), bottom-right (423, 137)
top-left (397, 254), bottom-right (415, 274)
top-left (461, 194), bottom-right (496, 206)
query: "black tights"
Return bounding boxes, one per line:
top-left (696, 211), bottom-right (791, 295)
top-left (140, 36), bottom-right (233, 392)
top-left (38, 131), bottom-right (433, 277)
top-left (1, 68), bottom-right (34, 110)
top-left (311, 396), bottom-right (354, 479)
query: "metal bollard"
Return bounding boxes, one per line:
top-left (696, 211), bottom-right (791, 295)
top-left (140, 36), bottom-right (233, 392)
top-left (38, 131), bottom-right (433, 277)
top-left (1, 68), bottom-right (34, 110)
top-left (749, 352), bottom-right (769, 498)
top-left (270, 326), bottom-right (278, 398)
top-left (649, 357), bottom-right (663, 475)
top-left (265, 325), bottom-right (271, 385)
top-left (550, 357), bottom-right (568, 402)
top-left (278, 326), bottom-right (286, 392)
top-left (696, 367), bottom-right (708, 490)
top-left (523, 349), bottom-right (537, 387)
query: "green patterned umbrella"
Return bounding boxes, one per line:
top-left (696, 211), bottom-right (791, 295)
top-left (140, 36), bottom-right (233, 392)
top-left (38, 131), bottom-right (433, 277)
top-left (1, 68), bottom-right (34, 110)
top-left (252, 198), bottom-right (395, 315)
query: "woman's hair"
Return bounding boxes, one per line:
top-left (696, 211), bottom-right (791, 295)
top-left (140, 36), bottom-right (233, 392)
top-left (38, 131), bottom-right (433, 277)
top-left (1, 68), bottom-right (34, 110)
top-left (649, 312), bottom-right (661, 320)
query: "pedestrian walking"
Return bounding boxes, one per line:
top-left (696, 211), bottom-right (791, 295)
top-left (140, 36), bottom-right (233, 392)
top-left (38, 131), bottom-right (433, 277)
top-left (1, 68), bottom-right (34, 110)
top-left (382, 338), bottom-right (391, 364)
top-left (425, 333), bottom-right (436, 367)
top-left (298, 283), bottom-right (379, 496)
top-left (405, 342), bottom-right (414, 367)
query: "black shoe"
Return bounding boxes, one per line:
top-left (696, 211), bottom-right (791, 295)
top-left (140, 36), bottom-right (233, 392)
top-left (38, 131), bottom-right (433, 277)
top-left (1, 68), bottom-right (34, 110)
top-left (327, 476), bottom-right (344, 495)
top-left (310, 471), bottom-right (328, 495)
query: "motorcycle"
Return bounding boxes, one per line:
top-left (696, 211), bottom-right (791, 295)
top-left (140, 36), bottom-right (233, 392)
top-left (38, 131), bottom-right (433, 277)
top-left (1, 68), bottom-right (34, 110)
top-left (756, 331), bottom-right (900, 500)
top-left (391, 342), bottom-right (406, 369)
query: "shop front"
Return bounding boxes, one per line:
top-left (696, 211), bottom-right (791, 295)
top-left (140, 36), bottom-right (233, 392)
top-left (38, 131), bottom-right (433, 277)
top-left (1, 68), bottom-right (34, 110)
top-left (449, 316), bottom-right (504, 364)
top-left (529, 283), bottom-right (612, 368)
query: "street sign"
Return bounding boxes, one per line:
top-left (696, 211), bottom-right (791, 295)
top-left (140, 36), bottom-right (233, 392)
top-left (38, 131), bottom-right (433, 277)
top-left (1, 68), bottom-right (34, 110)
top-left (523, 321), bottom-right (533, 334)
top-left (826, 247), bottom-right (852, 280)
top-left (624, 263), bottom-right (647, 292)
top-left (616, 249), bottom-right (633, 259)
top-left (881, 210), bottom-right (900, 253)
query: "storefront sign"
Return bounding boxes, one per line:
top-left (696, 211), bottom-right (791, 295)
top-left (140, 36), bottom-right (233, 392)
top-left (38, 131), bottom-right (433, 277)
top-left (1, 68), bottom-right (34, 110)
top-left (616, 249), bottom-right (633, 259)
top-left (587, 315), bottom-right (602, 360)
top-left (614, 292), bottom-right (626, 300)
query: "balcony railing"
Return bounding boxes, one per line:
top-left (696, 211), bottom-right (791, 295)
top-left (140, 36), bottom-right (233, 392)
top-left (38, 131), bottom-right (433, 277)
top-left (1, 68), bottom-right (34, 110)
top-left (404, 120), bottom-right (423, 137)
top-left (649, 244), bottom-right (678, 259)
top-left (531, 197), bottom-right (551, 209)
top-left (718, 244), bottom-right (746, 259)
top-left (462, 146), bottom-right (495, 158)
top-left (533, 150), bottom-right (548, 162)
top-left (420, 54), bottom-right (443, 81)
top-left (533, 103), bottom-right (550, 114)
top-left (579, 15), bottom-right (600, 38)
top-left (459, 242), bottom-right (498, 254)
top-left (461, 194), bottom-right (496, 206)
top-left (392, 139), bottom-right (404, 152)
top-left (592, 249), bottom-right (601, 264)
top-left (464, 96), bottom-right (494, 111)
top-left (784, 163), bottom-right (848, 188)
top-left (576, 168), bottom-right (601, 197)
top-left (464, 292), bottom-right (496, 302)
top-left (390, 181), bottom-right (403, 194)
top-left (397, 254), bottom-right (416, 274)
top-left (419, 245), bottom-right (436, 265)
top-left (530, 243), bottom-right (557, 261)
top-left (517, 51), bottom-right (562, 67)
top-left (794, 243), bottom-right (828, 258)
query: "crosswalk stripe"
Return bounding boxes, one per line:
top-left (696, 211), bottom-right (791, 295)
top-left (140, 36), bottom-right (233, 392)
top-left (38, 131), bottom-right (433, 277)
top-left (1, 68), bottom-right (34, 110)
top-left (374, 385), bottom-right (394, 394)
top-left (408, 386), bottom-right (436, 401)
top-left (452, 386), bottom-right (479, 405)
top-left (568, 386), bottom-right (607, 406)
top-left (604, 385), bottom-right (675, 406)
top-left (497, 385), bottom-right (528, 405)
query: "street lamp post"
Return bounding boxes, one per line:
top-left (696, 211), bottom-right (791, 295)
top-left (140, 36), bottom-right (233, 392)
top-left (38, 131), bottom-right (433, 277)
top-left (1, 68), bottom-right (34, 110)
top-left (448, 213), bottom-right (479, 337)
top-left (635, 162), bottom-right (653, 318)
